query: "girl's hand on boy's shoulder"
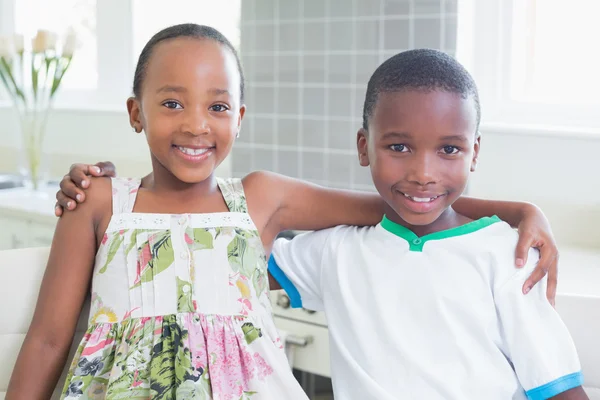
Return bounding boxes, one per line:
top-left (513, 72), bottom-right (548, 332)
top-left (515, 204), bottom-right (559, 306)
top-left (54, 161), bottom-right (117, 216)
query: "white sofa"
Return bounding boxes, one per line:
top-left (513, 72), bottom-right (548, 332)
top-left (0, 247), bottom-right (598, 399)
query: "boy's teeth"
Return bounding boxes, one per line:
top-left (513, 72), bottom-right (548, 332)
top-left (403, 193), bottom-right (438, 202)
top-left (178, 146), bottom-right (209, 156)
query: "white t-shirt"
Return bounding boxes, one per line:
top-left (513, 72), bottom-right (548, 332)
top-left (269, 216), bottom-right (583, 400)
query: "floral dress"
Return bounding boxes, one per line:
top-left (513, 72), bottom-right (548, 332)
top-left (61, 177), bottom-right (308, 400)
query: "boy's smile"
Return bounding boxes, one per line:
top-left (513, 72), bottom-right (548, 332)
top-left (357, 90), bottom-right (480, 236)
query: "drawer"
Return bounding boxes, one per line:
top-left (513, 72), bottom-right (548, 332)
top-left (274, 316), bottom-right (331, 378)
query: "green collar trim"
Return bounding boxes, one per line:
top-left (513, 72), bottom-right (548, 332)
top-left (381, 215), bottom-right (502, 252)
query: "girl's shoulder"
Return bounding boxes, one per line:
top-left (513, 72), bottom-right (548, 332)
top-left (82, 176), bottom-right (114, 219)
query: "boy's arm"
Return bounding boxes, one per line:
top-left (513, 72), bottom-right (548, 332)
top-left (268, 228), bottom-right (339, 311)
top-left (494, 248), bottom-right (586, 400)
top-left (549, 387), bottom-right (589, 400)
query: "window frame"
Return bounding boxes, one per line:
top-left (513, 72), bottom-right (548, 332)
top-left (0, 0), bottom-right (134, 111)
top-left (457, 0), bottom-right (600, 134)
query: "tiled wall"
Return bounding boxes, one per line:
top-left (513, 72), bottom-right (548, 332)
top-left (232, 0), bottom-right (458, 190)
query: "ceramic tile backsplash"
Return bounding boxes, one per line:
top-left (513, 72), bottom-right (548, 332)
top-left (233, 0), bottom-right (458, 190)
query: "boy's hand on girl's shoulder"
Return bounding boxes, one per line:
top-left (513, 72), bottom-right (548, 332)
top-left (54, 161), bottom-right (117, 216)
top-left (514, 204), bottom-right (559, 307)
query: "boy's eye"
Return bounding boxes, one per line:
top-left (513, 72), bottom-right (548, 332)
top-left (210, 104), bottom-right (229, 112)
top-left (442, 145), bottom-right (460, 155)
top-left (389, 144), bottom-right (408, 152)
top-left (163, 101), bottom-right (182, 109)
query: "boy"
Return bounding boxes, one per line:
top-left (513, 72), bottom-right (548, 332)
top-left (268, 49), bottom-right (587, 399)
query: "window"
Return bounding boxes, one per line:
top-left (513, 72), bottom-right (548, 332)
top-left (14, 0), bottom-right (97, 90)
top-left (457, 0), bottom-right (600, 131)
top-left (132, 0), bottom-right (241, 60)
top-left (0, 0), bottom-right (241, 110)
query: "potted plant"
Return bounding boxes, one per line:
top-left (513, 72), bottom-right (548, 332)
top-left (0, 29), bottom-right (76, 192)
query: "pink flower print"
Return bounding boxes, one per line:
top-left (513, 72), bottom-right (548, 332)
top-left (237, 298), bottom-right (253, 316)
top-left (253, 352), bottom-right (274, 380)
top-left (130, 187), bottom-right (138, 194)
top-left (119, 229), bottom-right (125, 235)
top-left (132, 370), bottom-right (142, 388)
top-left (101, 233), bottom-right (108, 245)
top-left (185, 233), bottom-right (193, 244)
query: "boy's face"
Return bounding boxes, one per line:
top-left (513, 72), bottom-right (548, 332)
top-left (357, 90), bottom-right (480, 228)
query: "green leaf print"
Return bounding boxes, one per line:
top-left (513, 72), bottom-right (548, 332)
top-left (241, 322), bottom-right (262, 345)
top-left (240, 392), bottom-right (258, 400)
top-left (99, 232), bottom-right (124, 274)
top-left (175, 375), bottom-right (213, 399)
top-left (124, 230), bottom-right (138, 256)
top-left (192, 228), bottom-right (214, 251)
top-left (177, 277), bottom-right (194, 313)
top-left (150, 321), bottom-right (193, 400)
top-left (252, 268), bottom-right (268, 296)
top-left (139, 232), bottom-right (175, 284)
top-left (227, 235), bottom-right (247, 273)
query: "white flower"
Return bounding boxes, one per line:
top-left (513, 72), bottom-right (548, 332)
top-left (31, 30), bottom-right (57, 53)
top-left (13, 34), bottom-right (24, 53)
top-left (0, 35), bottom-right (14, 59)
top-left (62, 30), bottom-right (77, 57)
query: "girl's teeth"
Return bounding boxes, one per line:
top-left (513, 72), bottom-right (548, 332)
top-left (178, 147), bottom-right (209, 156)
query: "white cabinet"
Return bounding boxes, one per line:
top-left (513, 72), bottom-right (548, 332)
top-left (0, 188), bottom-right (57, 250)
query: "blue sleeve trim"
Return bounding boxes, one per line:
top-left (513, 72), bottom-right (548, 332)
top-left (267, 255), bottom-right (303, 308)
top-left (526, 371), bottom-right (584, 400)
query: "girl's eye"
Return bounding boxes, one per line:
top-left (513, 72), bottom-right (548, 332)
top-left (389, 144), bottom-right (408, 152)
top-left (442, 145), bottom-right (460, 155)
top-left (210, 104), bottom-right (229, 112)
top-left (163, 101), bottom-right (182, 109)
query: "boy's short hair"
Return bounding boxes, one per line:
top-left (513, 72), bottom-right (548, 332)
top-left (362, 49), bottom-right (480, 131)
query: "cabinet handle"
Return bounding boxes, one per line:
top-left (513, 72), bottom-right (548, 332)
top-left (276, 293), bottom-right (291, 309)
top-left (286, 334), bottom-right (313, 347)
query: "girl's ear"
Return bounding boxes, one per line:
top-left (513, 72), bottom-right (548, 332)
top-left (127, 97), bottom-right (142, 133)
top-left (237, 104), bottom-right (246, 137)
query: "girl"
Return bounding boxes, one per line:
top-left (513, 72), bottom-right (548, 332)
top-left (8, 24), bottom-right (556, 400)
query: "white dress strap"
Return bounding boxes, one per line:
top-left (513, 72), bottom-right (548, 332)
top-left (217, 178), bottom-right (248, 213)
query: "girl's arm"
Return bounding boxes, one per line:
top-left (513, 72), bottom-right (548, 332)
top-left (53, 165), bottom-right (558, 302)
top-left (6, 178), bottom-right (111, 399)
top-left (244, 172), bottom-right (558, 302)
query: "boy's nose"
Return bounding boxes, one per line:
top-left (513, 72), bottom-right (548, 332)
top-left (407, 154), bottom-right (437, 186)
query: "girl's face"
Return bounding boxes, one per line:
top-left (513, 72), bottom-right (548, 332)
top-left (128, 37), bottom-right (244, 185)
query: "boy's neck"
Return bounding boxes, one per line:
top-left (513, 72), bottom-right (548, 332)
top-left (383, 206), bottom-right (473, 237)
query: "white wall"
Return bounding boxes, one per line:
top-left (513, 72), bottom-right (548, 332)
top-left (0, 107), bottom-right (232, 180)
top-left (469, 126), bottom-right (600, 248)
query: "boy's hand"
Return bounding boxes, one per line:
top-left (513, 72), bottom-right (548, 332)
top-left (54, 162), bottom-right (116, 216)
top-left (515, 204), bottom-right (559, 306)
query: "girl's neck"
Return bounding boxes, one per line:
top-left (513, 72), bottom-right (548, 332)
top-left (143, 163), bottom-right (219, 201)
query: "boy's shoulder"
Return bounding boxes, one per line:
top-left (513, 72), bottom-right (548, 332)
top-left (471, 219), bottom-right (540, 286)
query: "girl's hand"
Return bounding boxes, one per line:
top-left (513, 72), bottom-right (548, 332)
top-left (516, 204), bottom-right (559, 306)
top-left (55, 161), bottom-right (116, 216)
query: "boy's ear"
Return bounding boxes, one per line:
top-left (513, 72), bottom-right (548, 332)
top-left (471, 132), bottom-right (481, 172)
top-left (357, 128), bottom-right (370, 167)
top-left (127, 97), bottom-right (142, 133)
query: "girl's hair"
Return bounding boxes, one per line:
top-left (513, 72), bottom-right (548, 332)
top-left (132, 23), bottom-right (245, 103)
